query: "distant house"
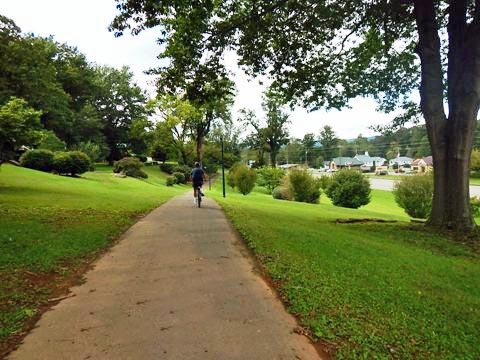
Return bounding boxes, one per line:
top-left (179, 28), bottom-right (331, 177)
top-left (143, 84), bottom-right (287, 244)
top-left (330, 157), bottom-right (363, 170)
top-left (389, 156), bottom-right (413, 167)
top-left (354, 151), bottom-right (386, 168)
top-left (412, 156), bottom-right (433, 173)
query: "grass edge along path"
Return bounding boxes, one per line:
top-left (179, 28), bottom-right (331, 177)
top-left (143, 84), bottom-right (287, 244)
top-left (211, 183), bottom-right (480, 359)
top-left (0, 164), bottom-right (187, 357)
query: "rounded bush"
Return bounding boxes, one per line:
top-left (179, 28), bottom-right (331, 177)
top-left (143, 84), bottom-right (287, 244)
top-left (234, 165), bottom-right (257, 195)
top-left (113, 157), bottom-right (148, 178)
top-left (159, 163), bottom-right (175, 174)
top-left (166, 176), bottom-right (176, 186)
top-left (393, 175), bottom-right (433, 219)
top-left (326, 169), bottom-right (371, 208)
top-left (172, 171), bottom-right (186, 184)
top-left (53, 151), bottom-right (91, 176)
top-left (272, 186), bottom-right (292, 201)
top-left (172, 164), bottom-right (191, 181)
top-left (288, 169), bottom-right (321, 204)
top-left (20, 149), bottom-right (54, 172)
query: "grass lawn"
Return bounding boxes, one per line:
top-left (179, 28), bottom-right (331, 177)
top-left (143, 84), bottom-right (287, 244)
top-left (0, 164), bottom-right (186, 353)
top-left (211, 182), bottom-right (480, 359)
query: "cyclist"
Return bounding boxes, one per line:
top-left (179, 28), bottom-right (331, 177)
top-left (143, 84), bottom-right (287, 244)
top-left (191, 162), bottom-right (207, 205)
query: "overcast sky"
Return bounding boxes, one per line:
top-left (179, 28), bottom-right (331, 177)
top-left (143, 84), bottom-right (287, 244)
top-left (2, 0), bottom-right (407, 139)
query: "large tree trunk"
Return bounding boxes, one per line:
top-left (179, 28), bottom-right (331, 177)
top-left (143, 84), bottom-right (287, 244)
top-left (270, 150), bottom-right (276, 168)
top-left (428, 115), bottom-right (476, 230)
top-left (196, 131), bottom-right (204, 165)
top-left (414, 0), bottom-right (480, 232)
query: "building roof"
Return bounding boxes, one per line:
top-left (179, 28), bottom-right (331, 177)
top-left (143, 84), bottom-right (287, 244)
top-left (413, 156), bottom-right (433, 166)
top-left (423, 156), bottom-right (433, 165)
top-left (390, 156), bottom-right (413, 164)
top-left (354, 154), bottom-right (386, 164)
top-left (332, 157), bottom-right (363, 166)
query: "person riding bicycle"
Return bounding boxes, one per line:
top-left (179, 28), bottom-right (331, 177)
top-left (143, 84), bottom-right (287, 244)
top-left (191, 162), bottom-right (207, 205)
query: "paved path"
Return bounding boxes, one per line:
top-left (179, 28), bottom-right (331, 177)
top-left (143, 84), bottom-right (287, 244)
top-left (9, 193), bottom-right (319, 360)
top-left (369, 178), bottom-right (480, 196)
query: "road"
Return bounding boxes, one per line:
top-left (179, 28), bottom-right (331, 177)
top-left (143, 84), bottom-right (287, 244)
top-left (369, 178), bottom-right (480, 196)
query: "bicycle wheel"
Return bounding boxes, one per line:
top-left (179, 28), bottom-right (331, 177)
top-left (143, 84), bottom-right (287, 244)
top-left (197, 188), bottom-right (202, 208)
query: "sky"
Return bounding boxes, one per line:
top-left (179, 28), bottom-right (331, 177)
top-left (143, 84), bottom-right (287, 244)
top-left (1, 0), bottom-right (407, 139)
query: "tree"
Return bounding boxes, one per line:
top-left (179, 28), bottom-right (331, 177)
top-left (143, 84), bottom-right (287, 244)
top-left (241, 92), bottom-right (290, 167)
top-left (319, 125), bottom-right (339, 161)
top-left (93, 66), bottom-right (147, 164)
top-left (0, 97), bottom-right (42, 164)
top-left (128, 117), bottom-right (153, 155)
top-left (262, 91), bottom-right (290, 167)
top-left (150, 95), bottom-right (199, 164)
top-left (110, 1), bottom-right (480, 232)
top-left (240, 109), bottom-right (268, 167)
top-left (302, 133), bottom-right (316, 166)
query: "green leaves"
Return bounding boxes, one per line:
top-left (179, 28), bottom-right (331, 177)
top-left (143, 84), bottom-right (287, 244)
top-left (0, 97), bottom-right (42, 162)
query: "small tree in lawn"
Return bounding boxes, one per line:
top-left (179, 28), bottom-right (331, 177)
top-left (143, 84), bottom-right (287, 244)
top-left (234, 165), bottom-right (256, 195)
top-left (0, 97), bottom-right (42, 165)
top-left (394, 176), bottom-right (433, 219)
top-left (326, 170), bottom-right (371, 209)
top-left (257, 167), bottom-right (285, 194)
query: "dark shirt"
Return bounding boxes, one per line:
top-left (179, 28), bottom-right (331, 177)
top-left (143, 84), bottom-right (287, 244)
top-left (191, 168), bottom-right (205, 182)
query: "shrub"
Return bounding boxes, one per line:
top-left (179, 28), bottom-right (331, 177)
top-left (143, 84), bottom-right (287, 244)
top-left (172, 164), bottom-right (191, 181)
top-left (318, 175), bottom-right (332, 190)
top-left (20, 149), bottom-right (54, 172)
top-left (257, 167), bottom-right (285, 194)
top-left (234, 165), bottom-right (257, 195)
top-left (272, 186), bottom-right (292, 201)
top-left (288, 169), bottom-right (321, 204)
top-left (53, 151), bottom-right (91, 176)
top-left (227, 162), bottom-right (243, 189)
top-left (326, 169), bottom-right (371, 208)
top-left (134, 154), bottom-right (148, 163)
top-left (471, 197), bottom-right (480, 217)
top-left (166, 176), bottom-right (176, 186)
top-left (172, 171), bottom-right (186, 184)
top-left (159, 162), bottom-right (175, 174)
top-left (393, 175), bottom-right (433, 218)
top-left (113, 157), bottom-right (148, 178)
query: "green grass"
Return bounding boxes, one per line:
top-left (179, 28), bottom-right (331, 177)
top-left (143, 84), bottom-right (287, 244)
top-left (211, 182), bottom-right (480, 359)
top-left (0, 164), bottom-right (186, 346)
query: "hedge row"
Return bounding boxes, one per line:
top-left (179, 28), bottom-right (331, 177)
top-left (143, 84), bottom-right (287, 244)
top-left (20, 149), bottom-right (91, 176)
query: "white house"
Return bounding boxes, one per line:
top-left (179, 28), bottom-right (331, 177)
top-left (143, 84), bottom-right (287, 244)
top-left (389, 155), bottom-right (413, 167)
top-left (354, 151), bottom-right (386, 167)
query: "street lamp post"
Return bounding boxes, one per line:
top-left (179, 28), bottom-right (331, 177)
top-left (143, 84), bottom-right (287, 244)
top-left (221, 136), bottom-right (226, 198)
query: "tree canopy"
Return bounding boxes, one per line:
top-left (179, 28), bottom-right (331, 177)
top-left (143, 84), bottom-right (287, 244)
top-left (111, 0), bottom-right (480, 232)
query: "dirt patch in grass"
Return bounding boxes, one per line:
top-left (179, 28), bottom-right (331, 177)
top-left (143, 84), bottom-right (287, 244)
top-left (334, 218), bottom-right (398, 224)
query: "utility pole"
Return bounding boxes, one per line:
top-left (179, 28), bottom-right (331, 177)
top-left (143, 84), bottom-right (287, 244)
top-left (221, 136), bottom-right (226, 198)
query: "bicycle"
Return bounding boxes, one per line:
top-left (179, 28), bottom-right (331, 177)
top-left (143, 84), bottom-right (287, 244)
top-left (196, 185), bottom-right (202, 208)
